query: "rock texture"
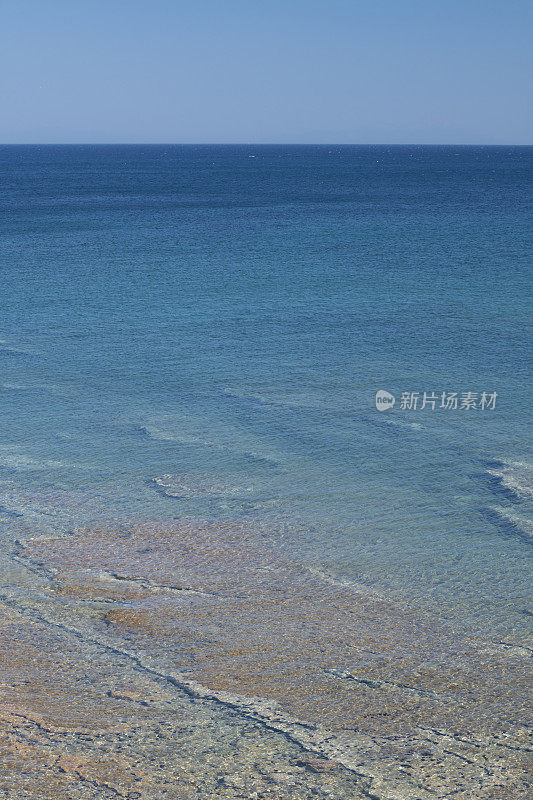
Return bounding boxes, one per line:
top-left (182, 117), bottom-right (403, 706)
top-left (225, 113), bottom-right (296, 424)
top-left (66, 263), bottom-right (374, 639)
top-left (0, 512), bottom-right (531, 798)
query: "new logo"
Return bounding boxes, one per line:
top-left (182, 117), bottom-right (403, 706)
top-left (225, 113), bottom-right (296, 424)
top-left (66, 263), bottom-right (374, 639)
top-left (375, 390), bottom-right (396, 411)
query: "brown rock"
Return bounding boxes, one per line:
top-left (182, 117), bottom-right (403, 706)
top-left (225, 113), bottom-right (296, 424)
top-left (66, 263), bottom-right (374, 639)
top-left (291, 756), bottom-right (339, 773)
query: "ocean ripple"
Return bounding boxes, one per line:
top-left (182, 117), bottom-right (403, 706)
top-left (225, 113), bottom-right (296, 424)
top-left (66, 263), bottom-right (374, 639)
top-left (150, 473), bottom-right (255, 501)
top-left (486, 460), bottom-right (533, 500)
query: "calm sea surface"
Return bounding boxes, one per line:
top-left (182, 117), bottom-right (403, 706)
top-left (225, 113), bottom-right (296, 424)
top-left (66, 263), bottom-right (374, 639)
top-left (0, 144), bottom-right (532, 635)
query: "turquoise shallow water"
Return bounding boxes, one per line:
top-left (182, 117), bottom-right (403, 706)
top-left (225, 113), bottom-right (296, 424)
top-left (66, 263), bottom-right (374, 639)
top-left (0, 144), bottom-right (531, 635)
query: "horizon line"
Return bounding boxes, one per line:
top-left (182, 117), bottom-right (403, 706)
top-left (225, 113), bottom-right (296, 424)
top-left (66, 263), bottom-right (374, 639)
top-left (0, 142), bottom-right (532, 148)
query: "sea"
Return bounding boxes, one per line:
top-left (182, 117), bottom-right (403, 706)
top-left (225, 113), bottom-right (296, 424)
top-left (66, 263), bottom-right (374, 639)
top-left (1, 144), bottom-right (532, 797)
top-left (0, 144), bottom-right (531, 637)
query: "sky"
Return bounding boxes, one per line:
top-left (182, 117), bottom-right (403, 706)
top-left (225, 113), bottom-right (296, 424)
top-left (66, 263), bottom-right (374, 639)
top-left (0, 0), bottom-right (531, 144)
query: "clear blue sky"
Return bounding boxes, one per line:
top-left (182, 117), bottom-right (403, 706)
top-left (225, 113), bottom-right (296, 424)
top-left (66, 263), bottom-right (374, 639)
top-left (1, 0), bottom-right (531, 144)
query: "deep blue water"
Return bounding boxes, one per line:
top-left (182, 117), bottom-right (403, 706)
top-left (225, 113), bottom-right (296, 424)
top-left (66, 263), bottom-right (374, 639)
top-left (0, 145), bottom-right (531, 634)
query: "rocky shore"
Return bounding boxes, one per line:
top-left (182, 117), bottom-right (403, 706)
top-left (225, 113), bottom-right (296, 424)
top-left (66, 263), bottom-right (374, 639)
top-left (0, 509), bottom-right (531, 799)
